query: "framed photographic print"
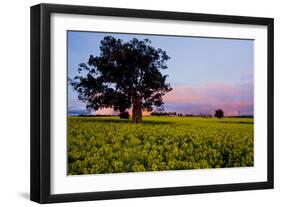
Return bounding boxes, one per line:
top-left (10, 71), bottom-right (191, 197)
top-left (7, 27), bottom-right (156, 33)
top-left (30, 3), bottom-right (274, 203)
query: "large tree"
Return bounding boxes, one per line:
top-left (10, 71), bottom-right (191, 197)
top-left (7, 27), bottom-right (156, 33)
top-left (69, 36), bottom-right (172, 123)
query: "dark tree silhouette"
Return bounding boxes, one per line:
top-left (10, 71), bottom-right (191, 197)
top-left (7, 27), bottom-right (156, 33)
top-left (214, 109), bottom-right (224, 119)
top-left (69, 36), bottom-right (172, 123)
top-left (119, 111), bottom-right (129, 119)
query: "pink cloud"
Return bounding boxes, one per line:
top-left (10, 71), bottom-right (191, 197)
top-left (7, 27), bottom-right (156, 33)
top-left (93, 108), bottom-right (119, 115)
top-left (69, 82), bottom-right (253, 116)
top-left (163, 82), bottom-right (253, 116)
top-left (93, 108), bottom-right (152, 116)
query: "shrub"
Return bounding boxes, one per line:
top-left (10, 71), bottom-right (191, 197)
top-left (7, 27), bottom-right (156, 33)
top-left (119, 111), bottom-right (130, 119)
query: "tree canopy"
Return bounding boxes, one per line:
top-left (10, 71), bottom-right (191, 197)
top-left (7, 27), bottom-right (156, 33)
top-left (69, 36), bottom-right (172, 123)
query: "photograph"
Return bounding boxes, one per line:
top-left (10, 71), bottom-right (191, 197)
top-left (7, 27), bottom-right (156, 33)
top-left (67, 31), bottom-right (254, 175)
top-left (30, 3), bottom-right (274, 203)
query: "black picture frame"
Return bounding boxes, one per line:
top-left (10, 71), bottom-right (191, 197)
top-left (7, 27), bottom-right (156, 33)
top-left (30, 3), bottom-right (274, 204)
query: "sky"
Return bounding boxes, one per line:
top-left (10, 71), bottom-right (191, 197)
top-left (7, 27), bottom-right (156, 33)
top-left (68, 31), bottom-right (254, 116)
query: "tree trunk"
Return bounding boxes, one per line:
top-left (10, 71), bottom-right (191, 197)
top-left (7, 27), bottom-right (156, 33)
top-left (132, 96), bottom-right (142, 124)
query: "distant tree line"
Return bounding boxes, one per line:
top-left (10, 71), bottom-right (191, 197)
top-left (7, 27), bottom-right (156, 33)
top-left (76, 108), bottom-right (252, 118)
top-left (151, 112), bottom-right (177, 116)
top-left (150, 112), bottom-right (212, 117)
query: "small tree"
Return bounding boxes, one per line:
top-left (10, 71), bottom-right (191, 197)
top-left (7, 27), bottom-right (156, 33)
top-left (214, 109), bottom-right (224, 119)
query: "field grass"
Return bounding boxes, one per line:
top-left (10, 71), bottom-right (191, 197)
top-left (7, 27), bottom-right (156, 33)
top-left (67, 116), bottom-right (254, 175)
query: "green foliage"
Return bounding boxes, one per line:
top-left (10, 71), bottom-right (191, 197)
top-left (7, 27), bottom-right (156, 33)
top-left (67, 116), bottom-right (254, 175)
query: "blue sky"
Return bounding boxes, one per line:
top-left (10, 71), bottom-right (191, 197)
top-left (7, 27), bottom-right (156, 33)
top-left (68, 31), bottom-right (253, 116)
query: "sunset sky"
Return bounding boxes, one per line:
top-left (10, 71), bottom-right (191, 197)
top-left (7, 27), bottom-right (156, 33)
top-left (68, 31), bottom-right (253, 116)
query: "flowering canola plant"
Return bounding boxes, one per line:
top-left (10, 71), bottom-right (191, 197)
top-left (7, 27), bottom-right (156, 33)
top-left (68, 116), bottom-right (254, 175)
